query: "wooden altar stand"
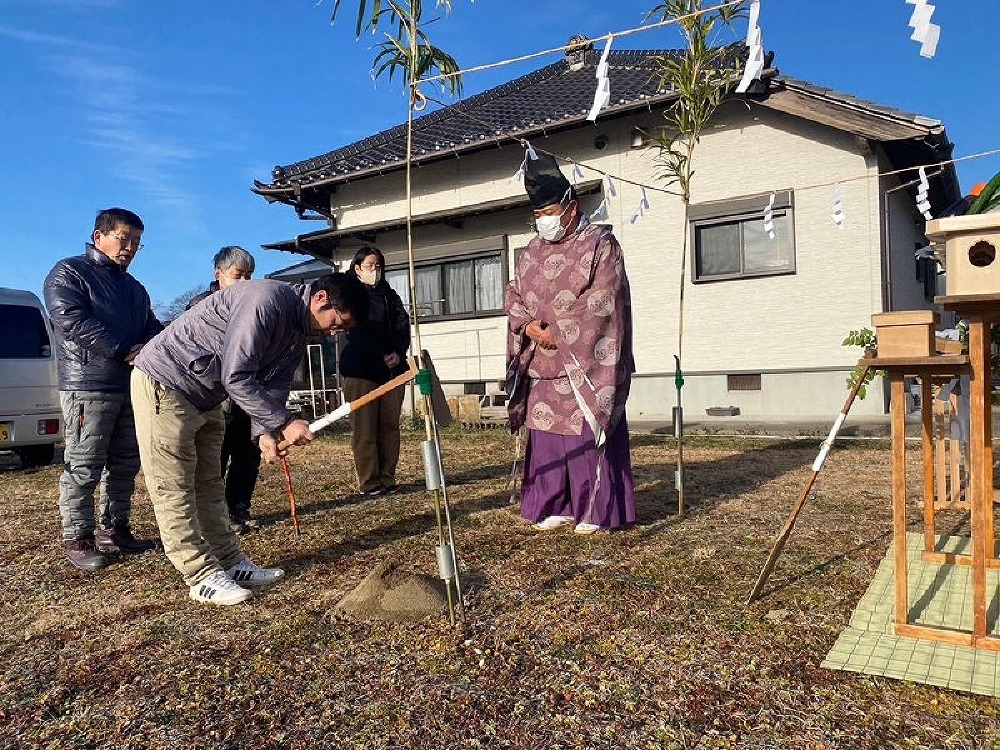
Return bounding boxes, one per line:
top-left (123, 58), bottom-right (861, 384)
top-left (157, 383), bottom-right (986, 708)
top-left (924, 293), bottom-right (1000, 651)
top-left (872, 294), bottom-right (1000, 650)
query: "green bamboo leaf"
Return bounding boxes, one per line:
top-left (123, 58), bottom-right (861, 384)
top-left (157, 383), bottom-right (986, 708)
top-left (967, 170), bottom-right (1000, 215)
top-left (653, 0), bottom-right (748, 197)
top-left (325, 0), bottom-right (464, 96)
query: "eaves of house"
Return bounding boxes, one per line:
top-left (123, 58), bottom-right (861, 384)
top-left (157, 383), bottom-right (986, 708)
top-left (253, 40), bottom-right (959, 259)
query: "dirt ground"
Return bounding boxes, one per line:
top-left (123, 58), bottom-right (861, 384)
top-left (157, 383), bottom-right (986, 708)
top-left (1, 428), bottom-right (998, 750)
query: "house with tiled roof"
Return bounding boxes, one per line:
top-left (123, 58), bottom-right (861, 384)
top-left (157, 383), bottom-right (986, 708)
top-left (253, 40), bottom-right (959, 420)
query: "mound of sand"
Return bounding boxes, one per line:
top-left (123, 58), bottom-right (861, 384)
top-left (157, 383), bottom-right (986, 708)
top-left (333, 561), bottom-right (449, 622)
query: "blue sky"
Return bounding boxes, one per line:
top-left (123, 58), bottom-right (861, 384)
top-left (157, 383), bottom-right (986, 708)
top-left (2, 0), bottom-right (997, 311)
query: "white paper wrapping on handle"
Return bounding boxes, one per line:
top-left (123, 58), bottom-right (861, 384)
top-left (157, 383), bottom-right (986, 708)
top-left (308, 401), bottom-right (352, 434)
top-left (812, 413), bottom-right (846, 472)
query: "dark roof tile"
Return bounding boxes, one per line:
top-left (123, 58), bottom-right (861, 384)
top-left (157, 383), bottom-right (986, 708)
top-left (265, 48), bottom-right (676, 189)
top-left (257, 46), bottom-right (947, 193)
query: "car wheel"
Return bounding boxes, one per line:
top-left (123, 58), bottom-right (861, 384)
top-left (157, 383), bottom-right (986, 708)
top-left (16, 444), bottom-right (55, 468)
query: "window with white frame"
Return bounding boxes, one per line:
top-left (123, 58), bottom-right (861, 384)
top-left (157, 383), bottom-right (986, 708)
top-left (690, 190), bottom-right (795, 282)
top-left (385, 251), bottom-right (505, 320)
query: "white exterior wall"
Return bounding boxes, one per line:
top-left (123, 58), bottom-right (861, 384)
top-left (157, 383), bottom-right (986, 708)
top-left (331, 148), bottom-right (543, 230)
top-left (884, 173), bottom-right (947, 315)
top-left (619, 103), bottom-right (889, 417)
top-left (325, 102), bottom-right (905, 418)
top-left (613, 103), bottom-right (879, 372)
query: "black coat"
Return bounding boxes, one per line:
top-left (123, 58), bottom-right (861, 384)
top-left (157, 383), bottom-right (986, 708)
top-left (43, 245), bottom-right (163, 392)
top-left (186, 280), bottom-right (220, 310)
top-left (338, 281), bottom-right (410, 384)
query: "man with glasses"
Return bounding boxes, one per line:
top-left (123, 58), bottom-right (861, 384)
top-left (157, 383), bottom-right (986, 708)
top-left (130, 273), bottom-right (368, 605)
top-left (43, 207), bottom-right (163, 572)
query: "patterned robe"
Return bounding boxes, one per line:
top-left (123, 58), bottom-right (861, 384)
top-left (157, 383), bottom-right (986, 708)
top-left (505, 219), bottom-right (634, 439)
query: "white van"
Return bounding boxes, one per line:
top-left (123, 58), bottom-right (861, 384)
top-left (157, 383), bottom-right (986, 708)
top-left (0, 288), bottom-right (62, 467)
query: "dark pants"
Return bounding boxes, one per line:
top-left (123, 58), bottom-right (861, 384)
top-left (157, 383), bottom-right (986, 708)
top-left (221, 403), bottom-right (261, 522)
top-left (58, 390), bottom-right (141, 540)
top-left (343, 376), bottom-right (405, 492)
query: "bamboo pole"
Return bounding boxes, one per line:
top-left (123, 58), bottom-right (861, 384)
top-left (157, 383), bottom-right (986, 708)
top-left (745, 363), bottom-right (870, 604)
top-left (403, 15), bottom-right (462, 625)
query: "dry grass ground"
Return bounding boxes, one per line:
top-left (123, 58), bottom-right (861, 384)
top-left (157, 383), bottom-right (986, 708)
top-left (1, 428), bottom-right (999, 750)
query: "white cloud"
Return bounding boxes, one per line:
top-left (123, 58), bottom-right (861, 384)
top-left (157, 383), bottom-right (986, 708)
top-left (1, 23), bottom-right (244, 228)
top-left (0, 24), bottom-right (82, 49)
top-left (14, 0), bottom-right (122, 9)
top-left (39, 52), bottom-right (204, 219)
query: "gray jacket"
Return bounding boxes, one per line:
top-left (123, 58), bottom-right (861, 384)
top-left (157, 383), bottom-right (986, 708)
top-left (134, 279), bottom-right (312, 438)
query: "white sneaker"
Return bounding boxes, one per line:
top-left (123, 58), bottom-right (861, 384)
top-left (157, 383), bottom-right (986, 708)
top-left (532, 515), bottom-right (575, 531)
top-left (189, 570), bottom-right (252, 605)
top-left (226, 556), bottom-right (285, 589)
top-left (573, 522), bottom-right (601, 535)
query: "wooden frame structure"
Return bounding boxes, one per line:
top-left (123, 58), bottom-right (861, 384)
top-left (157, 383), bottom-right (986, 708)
top-left (931, 387), bottom-right (968, 517)
top-left (875, 293), bottom-right (1000, 650)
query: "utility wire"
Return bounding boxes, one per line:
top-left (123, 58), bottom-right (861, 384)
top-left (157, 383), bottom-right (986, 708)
top-left (415, 0), bottom-right (745, 86)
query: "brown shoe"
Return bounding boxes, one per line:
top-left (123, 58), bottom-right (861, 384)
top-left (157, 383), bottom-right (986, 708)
top-left (65, 537), bottom-right (111, 571)
top-left (96, 525), bottom-right (157, 554)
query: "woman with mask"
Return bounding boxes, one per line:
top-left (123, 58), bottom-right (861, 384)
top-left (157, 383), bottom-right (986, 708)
top-left (339, 245), bottom-right (412, 496)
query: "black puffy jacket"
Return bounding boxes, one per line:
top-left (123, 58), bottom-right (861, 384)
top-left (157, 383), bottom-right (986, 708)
top-left (186, 280), bottom-right (219, 310)
top-left (43, 246), bottom-right (163, 392)
top-left (338, 280), bottom-right (411, 384)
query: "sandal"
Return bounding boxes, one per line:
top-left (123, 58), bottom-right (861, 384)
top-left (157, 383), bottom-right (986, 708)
top-left (531, 515), bottom-right (574, 531)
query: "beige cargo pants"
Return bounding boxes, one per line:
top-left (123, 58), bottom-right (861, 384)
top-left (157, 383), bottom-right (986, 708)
top-left (131, 368), bottom-right (243, 586)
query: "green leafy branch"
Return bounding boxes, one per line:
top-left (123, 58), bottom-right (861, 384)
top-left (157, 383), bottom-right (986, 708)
top-left (842, 327), bottom-right (882, 400)
top-left (968, 171), bottom-right (1000, 215)
top-left (328, 0), bottom-right (463, 97)
top-left (649, 0), bottom-right (746, 517)
top-left (649, 1), bottom-right (745, 201)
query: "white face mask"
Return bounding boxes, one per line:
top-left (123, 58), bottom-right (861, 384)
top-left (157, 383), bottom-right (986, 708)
top-left (535, 204), bottom-right (570, 242)
top-left (358, 267), bottom-right (382, 286)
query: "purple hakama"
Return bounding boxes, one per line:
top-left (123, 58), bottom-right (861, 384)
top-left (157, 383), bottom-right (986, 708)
top-left (520, 419), bottom-right (636, 529)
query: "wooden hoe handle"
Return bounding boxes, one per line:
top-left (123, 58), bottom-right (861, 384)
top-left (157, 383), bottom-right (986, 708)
top-left (276, 356), bottom-right (420, 452)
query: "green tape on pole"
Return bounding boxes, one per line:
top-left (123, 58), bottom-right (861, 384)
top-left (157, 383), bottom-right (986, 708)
top-left (416, 368), bottom-right (433, 395)
top-left (674, 369), bottom-right (684, 390)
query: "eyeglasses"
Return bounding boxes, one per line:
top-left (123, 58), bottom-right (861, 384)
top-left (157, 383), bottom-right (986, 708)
top-left (359, 263), bottom-right (381, 272)
top-left (108, 232), bottom-right (144, 251)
